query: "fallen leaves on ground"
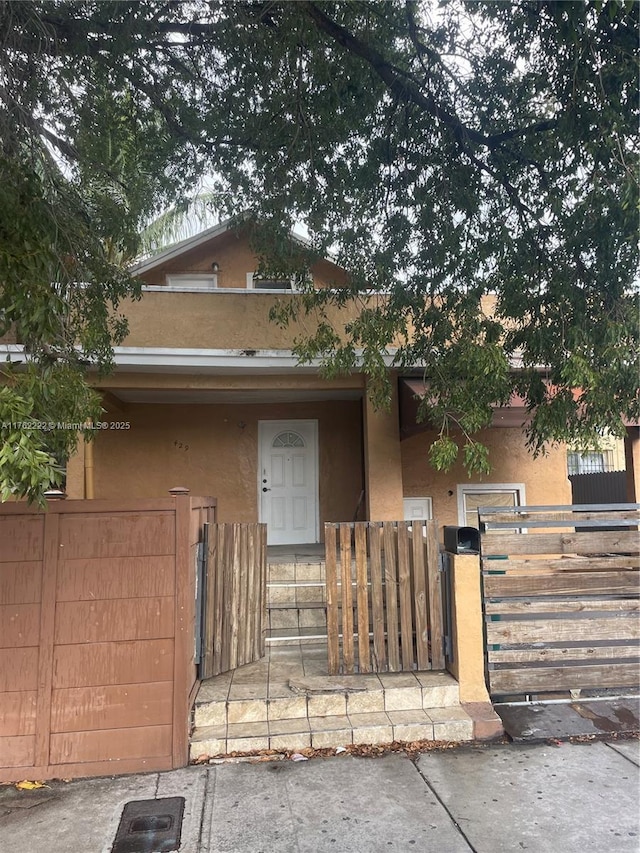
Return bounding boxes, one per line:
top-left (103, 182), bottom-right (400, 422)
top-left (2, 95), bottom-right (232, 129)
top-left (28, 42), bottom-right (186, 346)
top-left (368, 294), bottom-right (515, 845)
top-left (15, 781), bottom-right (48, 791)
top-left (191, 739), bottom-right (465, 766)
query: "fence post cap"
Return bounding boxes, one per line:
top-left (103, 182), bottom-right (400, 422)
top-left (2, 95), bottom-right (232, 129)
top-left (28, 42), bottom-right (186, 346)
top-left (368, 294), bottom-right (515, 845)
top-left (169, 486), bottom-right (190, 496)
top-left (43, 488), bottom-right (67, 500)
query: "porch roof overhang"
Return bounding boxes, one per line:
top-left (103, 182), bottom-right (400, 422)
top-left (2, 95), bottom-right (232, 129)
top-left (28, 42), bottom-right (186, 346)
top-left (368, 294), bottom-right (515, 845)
top-left (398, 376), bottom-right (531, 440)
top-left (0, 344), bottom-right (336, 375)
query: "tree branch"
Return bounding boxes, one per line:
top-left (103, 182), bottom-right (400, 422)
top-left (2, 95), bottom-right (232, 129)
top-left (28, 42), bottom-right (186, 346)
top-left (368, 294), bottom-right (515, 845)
top-left (301, 1), bottom-right (558, 151)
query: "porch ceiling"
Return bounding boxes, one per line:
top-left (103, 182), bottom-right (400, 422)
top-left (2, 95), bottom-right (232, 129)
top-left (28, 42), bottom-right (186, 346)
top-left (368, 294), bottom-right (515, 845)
top-left (107, 387), bottom-right (363, 405)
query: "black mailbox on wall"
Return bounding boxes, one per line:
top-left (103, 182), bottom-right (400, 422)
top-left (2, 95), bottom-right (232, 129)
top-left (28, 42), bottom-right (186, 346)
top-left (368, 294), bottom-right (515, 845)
top-left (443, 525), bottom-right (480, 554)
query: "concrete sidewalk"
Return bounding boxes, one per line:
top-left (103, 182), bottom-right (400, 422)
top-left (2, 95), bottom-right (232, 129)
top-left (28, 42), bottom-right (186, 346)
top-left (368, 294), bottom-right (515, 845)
top-left (1, 739), bottom-right (638, 853)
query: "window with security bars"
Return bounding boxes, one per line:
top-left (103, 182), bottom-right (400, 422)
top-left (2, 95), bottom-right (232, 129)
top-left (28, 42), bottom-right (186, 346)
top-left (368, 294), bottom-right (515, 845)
top-left (567, 451), bottom-right (613, 475)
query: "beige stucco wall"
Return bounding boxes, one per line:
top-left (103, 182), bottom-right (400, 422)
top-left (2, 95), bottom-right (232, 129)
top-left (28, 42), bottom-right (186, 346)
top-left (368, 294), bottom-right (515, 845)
top-left (446, 554), bottom-right (491, 703)
top-left (90, 399), bottom-right (364, 533)
top-left (120, 290), bottom-right (367, 351)
top-left (124, 228), bottom-right (376, 351)
top-left (401, 427), bottom-right (572, 530)
top-left (363, 378), bottom-right (404, 520)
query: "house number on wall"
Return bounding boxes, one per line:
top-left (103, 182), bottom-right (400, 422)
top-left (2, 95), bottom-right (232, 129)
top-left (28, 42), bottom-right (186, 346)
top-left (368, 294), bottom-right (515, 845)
top-left (174, 440), bottom-right (190, 451)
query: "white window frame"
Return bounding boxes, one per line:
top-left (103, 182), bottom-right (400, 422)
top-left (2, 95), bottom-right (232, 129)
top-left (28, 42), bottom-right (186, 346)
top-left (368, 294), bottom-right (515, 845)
top-left (165, 273), bottom-right (218, 289)
top-left (457, 483), bottom-right (526, 528)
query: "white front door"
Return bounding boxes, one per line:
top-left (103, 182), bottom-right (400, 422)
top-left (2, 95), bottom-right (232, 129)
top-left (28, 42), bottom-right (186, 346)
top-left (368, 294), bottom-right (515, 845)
top-left (258, 420), bottom-right (319, 545)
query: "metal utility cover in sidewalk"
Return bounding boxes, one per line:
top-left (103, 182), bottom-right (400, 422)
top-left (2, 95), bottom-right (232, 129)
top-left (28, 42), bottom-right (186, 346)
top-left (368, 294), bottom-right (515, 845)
top-left (111, 797), bottom-right (185, 853)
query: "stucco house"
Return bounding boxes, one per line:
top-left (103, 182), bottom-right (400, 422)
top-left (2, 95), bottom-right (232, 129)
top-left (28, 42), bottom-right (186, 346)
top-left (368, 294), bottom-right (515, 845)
top-left (61, 217), bottom-right (584, 542)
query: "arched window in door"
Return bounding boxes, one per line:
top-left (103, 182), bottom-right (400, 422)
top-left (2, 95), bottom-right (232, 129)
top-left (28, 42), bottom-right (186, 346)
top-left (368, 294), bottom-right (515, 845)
top-left (272, 431), bottom-right (305, 448)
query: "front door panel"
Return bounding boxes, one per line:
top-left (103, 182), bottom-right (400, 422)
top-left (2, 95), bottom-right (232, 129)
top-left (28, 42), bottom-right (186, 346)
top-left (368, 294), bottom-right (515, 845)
top-left (259, 420), bottom-right (319, 545)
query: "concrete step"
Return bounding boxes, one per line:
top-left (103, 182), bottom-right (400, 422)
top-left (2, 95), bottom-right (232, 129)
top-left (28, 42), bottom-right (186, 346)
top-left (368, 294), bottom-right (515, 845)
top-left (268, 604), bottom-right (327, 632)
top-left (267, 581), bottom-right (369, 608)
top-left (267, 582), bottom-right (326, 607)
top-left (266, 626), bottom-right (328, 644)
top-left (268, 562), bottom-right (325, 583)
top-left (190, 670), bottom-right (472, 759)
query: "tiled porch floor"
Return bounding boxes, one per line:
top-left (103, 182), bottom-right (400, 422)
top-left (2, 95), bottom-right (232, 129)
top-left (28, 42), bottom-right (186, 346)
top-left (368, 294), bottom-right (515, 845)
top-left (197, 643), bottom-right (333, 700)
top-left (191, 643), bottom-right (474, 758)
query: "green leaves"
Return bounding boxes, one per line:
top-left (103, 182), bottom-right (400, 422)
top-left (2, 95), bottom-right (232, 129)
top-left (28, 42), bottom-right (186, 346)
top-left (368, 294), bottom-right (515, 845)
top-left (0, 0), bottom-right (638, 493)
top-left (0, 364), bottom-right (102, 504)
top-left (202, 0), bottom-right (637, 473)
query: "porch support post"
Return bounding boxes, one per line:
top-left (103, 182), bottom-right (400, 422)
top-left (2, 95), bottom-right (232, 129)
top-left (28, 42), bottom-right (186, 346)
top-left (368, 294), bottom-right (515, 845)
top-left (448, 553), bottom-right (503, 740)
top-left (363, 374), bottom-right (404, 520)
top-left (65, 439), bottom-right (86, 499)
top-left (624, 426), bottom-right (640, 503)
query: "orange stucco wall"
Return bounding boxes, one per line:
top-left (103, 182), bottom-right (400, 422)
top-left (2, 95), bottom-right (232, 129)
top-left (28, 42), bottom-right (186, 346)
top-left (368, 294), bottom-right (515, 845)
top-left (401, 427), bottom-right (572, 530)
top-left (90, 400), bottom-right (364, 533)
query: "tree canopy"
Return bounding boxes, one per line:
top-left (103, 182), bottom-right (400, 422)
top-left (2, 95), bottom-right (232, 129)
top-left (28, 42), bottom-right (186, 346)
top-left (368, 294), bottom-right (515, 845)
top-left (1, 0), bottom-right (638, 500)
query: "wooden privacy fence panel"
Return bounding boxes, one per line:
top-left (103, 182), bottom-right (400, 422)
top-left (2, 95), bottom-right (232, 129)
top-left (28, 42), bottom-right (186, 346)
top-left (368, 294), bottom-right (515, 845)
top-left (201, 523), bottom-right (267, 679)
top-left (479, 503), bottom-right (640, 697)
top-left (0, 495), bottom-right (216, 782)
top-left (325, 521), bottom-right (444, 675)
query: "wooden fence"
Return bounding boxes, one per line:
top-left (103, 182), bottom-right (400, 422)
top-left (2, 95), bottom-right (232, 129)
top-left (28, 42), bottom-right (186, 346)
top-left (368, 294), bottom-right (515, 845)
top-left (0, 495), bottom-right (215, 782)
top-left (480, 504), bottom-right (640, 698)
top-left (324, 521), bottom-right (444, 675)
top-left (200, 522), bottom-right (267, 679)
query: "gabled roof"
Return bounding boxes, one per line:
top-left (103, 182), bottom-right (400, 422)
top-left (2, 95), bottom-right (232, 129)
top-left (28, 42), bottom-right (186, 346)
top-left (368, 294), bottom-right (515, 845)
top-left (130, 214), bottom-right (325, 278)
top-left (130, 215), bottom-right (241, 277)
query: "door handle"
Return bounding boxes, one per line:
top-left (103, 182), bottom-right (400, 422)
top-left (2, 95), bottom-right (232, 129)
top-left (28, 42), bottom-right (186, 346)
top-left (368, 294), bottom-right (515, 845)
top-left (262, 487), bottom-right (271, 492)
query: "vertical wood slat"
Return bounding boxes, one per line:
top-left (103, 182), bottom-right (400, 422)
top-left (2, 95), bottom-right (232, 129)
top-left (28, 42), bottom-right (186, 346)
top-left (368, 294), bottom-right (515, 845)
top-left (229, 524), bottom-right (241, 670)
top-left (34, 513), bottom-right (58, 768)
top-left (397, 522), bottom-right (414, 670)
top-left (426, 520), bottom-right (445, 669)
top-left (237, 524), bottom-right (249, 667)
top-left (244, 524), bottom-right (255, 663)
top-left (369, 524), bottom-right (386, 671)
top-left (325, 525), bottom-right (340, 675)
top-left (248, 523), bottom-right (266, 665)
top-left (383, 522), bottom-right (401, 672)
top-left (355, 524), bottom-right (370, 673)
top-left (221, 525), bottom-right (233, 674)
top-left (211, 525), bottom-right (224, 677)
top-left (412, 525), bottom-right (430, 670)
top-left (340, 523), bottom-right (355, 674)
top-left (259, 523), bottom-right (267, 659)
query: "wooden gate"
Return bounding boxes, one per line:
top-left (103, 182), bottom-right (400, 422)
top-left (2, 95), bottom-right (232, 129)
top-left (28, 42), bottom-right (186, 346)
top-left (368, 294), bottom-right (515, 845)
top-left (479, 504), bottom-right (640, 698)
top-left (200, 523), bottom-right (267, 679)
top-left (325, 521), bottom-right (444, 675)
top-left (0, 495), bottom-right (215, 782)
